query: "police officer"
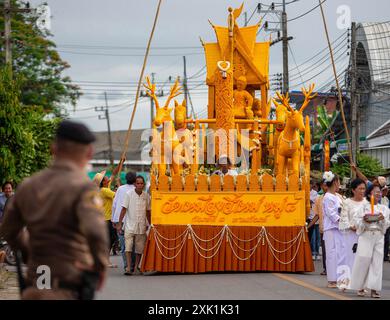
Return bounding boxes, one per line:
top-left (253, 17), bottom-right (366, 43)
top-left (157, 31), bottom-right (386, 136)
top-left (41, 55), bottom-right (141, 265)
top-left (0, 120), bottom-right (109, 300)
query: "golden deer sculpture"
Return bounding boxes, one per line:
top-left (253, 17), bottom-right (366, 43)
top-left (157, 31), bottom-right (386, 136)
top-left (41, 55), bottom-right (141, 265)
top-left (144, 77), bottom-right (186, 176)
top-left (275, 84), bottom-right (317, 176)
top-left (174, 99), bottom-right (187, 130)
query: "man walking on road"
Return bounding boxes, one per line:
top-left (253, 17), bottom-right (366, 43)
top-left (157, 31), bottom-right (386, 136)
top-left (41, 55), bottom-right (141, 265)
top-left (119, 176), bottom-right (151, 275)
top-left (0, 120), bottom-right (109, 300)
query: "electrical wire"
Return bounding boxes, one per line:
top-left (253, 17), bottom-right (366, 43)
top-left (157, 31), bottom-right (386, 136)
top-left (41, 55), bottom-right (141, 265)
top-left (287, 0), bottom-right (327, 22)
top-left (57, 50), bottom-right (203, 57)
top-left (289, 30), bottom-right (347, 72)
top-left (290, 49), bottom-right (348, 87)
top-left (288, 43), bottom-right (305, 87)
top-left (289, 38), bottom-right (348, 81)
top-left (57, 44), bottom-right (202, 50)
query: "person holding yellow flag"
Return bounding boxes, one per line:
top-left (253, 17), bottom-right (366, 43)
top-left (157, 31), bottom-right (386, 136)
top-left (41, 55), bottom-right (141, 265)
top-left (93, 161), bottom-right (123, 268)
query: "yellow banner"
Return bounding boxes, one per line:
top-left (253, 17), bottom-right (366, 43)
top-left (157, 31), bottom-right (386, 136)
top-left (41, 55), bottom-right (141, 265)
top-left (152, 192), bottom-right (306, 227)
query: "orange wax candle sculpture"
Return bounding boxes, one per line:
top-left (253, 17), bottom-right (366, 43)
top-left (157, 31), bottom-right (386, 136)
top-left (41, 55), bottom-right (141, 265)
top-left (371, 194), bottom-right (375, 215)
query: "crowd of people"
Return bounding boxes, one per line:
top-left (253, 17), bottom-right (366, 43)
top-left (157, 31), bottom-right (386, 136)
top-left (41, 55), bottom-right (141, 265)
top-left (306, 168), bottom-right (390, 298)
top-left (92, 168), bottom-right (151, 276)
top-left (1, 120), bottom-right (390, 299)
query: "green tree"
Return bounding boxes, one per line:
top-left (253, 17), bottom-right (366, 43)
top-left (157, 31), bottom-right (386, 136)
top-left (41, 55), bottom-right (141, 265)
top-left (331, 153), bottom-right (386, 179)
top-left (0, 66), bottom-right (59, 185)
top-left (0, 0), bottom-right (80, 115)
top-left (313, 105), bottom-right (338, 143)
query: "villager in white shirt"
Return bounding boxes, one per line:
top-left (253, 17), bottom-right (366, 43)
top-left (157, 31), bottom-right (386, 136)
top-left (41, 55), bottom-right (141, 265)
top-left (338, 178), bottom-right (368, 290)
top-left (350, 183), bottom-right (390, 298)
top-left (119, 176), bottom-right (151, 275)
top-left (112, 182), bottom-right (135, 224)
top-left (112, 171), bottom-right (136, 271)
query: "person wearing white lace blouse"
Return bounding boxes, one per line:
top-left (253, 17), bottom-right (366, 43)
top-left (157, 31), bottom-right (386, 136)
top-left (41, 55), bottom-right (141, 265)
top-left (350, 182), bottom-right (390, 298)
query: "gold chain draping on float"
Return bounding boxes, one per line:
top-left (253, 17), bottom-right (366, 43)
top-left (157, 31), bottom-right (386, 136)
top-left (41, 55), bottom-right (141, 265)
top-left (151, 225), bottom-right (306, 264)
top-left (118, 0), bottom-right (163, 171)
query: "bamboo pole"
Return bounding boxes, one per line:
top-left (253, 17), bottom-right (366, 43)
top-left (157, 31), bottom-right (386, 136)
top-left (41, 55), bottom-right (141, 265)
top-left (318, 0), bottom-right (353, 168)
top-left (118, 0), bottom-right (163, 173)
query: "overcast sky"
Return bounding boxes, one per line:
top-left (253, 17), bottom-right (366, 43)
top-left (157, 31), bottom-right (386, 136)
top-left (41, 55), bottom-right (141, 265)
top-left (29, 0), bottom-right (390, 132)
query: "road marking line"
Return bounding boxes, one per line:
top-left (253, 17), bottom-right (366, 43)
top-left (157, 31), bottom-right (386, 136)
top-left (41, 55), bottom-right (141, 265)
top-left (272, 273), bottom-right (352, 300)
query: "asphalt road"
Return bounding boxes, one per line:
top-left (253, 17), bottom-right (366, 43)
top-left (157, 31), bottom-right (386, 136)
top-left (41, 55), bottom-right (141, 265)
top-left (96, 255), bottom-right (390, 300)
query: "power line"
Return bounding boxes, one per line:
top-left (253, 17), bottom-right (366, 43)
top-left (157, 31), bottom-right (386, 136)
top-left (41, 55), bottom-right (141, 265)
top-left (287, 0), bottom-right (327, 22)
top-left (316, 62), bottom-right (349, 92)
top-left (56, 44), bottom-right (202, 50)
top-left (272, 0), bottom-right (300, 7)
top-left (289, 37), bottom-right (347, 80)
top-left (291, 59), bottom-right (348, 91)
top-left (290, 49), bottom-right (348, 87)
top-left (289, 30), bottom-right (347, 72)
top-left (288, 43), bottom-right (304, 86)
top-left (188, 65), bottom-right (207, 79)
top-left (57, 50), bottom-right (203, 57)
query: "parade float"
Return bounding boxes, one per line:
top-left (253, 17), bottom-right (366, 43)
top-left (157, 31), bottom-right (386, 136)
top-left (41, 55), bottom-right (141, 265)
top-left (141, 4), bottom-right (316, 273)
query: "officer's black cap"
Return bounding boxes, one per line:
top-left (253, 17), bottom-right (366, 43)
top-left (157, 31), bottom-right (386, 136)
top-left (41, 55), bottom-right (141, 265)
top-left (56, 120), bottom-right (96, 144)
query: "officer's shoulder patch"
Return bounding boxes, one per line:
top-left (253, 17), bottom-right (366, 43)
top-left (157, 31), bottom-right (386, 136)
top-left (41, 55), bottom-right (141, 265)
top-left (82, 190), bottom-right (104, 210)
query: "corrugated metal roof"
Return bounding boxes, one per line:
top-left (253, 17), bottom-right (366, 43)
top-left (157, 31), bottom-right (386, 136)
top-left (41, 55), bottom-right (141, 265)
top-left (366, 119), bottom-right (390, 139)
top-left (356, 22), bottom-right (390, 85)
top-left (362, 146), bottom-right (390, 169)
top-left (93, 129), bottom-right (149, 161)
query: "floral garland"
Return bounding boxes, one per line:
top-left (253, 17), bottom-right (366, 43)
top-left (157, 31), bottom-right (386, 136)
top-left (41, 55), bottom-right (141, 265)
top-left (151, 225), bottom-right (306, 264)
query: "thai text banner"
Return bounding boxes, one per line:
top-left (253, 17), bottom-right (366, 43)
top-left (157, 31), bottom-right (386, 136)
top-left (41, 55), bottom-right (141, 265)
top-left (152, 192), bottom-right (306, 227)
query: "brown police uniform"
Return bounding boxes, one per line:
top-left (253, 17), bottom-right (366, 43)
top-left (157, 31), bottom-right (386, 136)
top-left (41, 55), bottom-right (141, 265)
top-left (0, 121), bottom-right (109, 300)
top-left (0, 159), bottom-right (109, 299)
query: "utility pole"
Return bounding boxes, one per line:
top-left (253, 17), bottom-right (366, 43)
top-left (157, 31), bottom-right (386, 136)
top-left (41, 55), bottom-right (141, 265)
top-left (260, 3), bottom-right (292, 90)
top-left (282, 0), bottom-right (289, 94)
top-left (183, 56), bottom-right (189, 117)
top-left (95, 92), bottom-right (114, 166)
top-left (244, 11), bottom-right (248, 26)
top-left (2, 0), bottom-right (32, 71)
top-left (350, 22), bottom-right (358, 177)
top-left (4, 0), bottom-right (11, 65)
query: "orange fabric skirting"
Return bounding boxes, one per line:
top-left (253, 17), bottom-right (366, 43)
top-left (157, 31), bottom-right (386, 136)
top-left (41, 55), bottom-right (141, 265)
top-left (141, 225), bottom-right (314, 273)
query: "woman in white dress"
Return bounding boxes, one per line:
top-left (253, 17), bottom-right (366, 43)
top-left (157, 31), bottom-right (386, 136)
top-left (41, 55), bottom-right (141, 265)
top-left (338, 178), bottom-right (367, 290)
top-left (350, 182), bottom-right (390, 298)
top-left (322, 171), bottom-right (343, 288)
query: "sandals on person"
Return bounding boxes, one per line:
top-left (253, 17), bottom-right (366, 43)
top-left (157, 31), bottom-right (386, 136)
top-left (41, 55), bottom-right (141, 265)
top-left (133, 268), bottom-right (143, 276)
top-left (371, 290), bottom-right (381, 298)
top-left (357, 289), bottom-right (365, 297)
top-left (320, 270), bottom-right (327, 276)
top-left (108, 263), bottom-right (118, 268)
top-left (124, 269), bottom-right (132, 276)
top-left (327, 282), bottom-right (337, 288)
